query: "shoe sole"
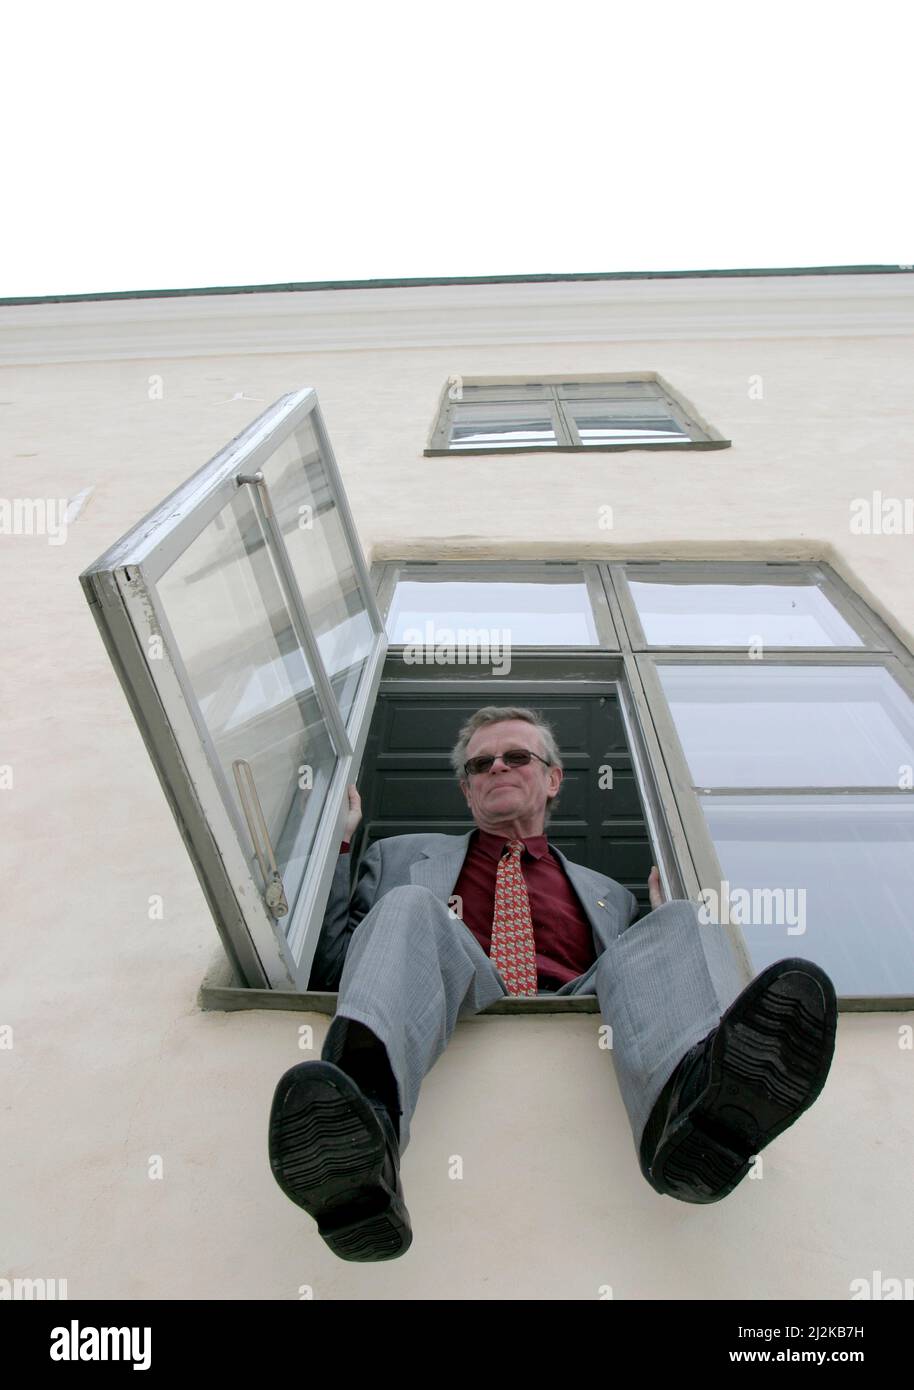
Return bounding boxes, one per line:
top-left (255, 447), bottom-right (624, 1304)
top-left (268, 1060), bottom-right (412, 1261)
top-left (649, 958), bottom-right (837, 1204)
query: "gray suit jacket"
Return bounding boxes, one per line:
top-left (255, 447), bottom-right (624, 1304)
top-left (309, 830), bottom-right (643, 992)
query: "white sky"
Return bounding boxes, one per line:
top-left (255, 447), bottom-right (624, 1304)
top-left (2, 0), bottom-right (911, 298)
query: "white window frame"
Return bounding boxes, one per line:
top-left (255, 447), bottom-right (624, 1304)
top-left (80, 388), bottom-right (387, 992)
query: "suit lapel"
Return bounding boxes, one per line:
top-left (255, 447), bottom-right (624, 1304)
top-left (409, 832), bottom-right (475, 903)
top-left (408, 832), bottom-right (622, 954)
top-left (547, 844), bottom-right (622, 953)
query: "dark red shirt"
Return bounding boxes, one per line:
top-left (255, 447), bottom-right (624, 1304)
top-left (454, 828), bottom-right (597, 987)
top-left (339, 830), bottom-right (598, 987)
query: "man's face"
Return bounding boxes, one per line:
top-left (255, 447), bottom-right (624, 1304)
top-left (459, 718), bottom-right (563, 834)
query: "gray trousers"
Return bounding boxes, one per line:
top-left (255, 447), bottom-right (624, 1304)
top-left (321, 885), bottom-right (737, 1158)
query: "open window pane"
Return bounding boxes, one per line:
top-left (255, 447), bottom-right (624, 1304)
top-left (261, 413), bottom-right (376, 727)
top-left (81, 388), bottom-right (386, 990)
top-left (699, 795), bottom-right (914, 996)
top-left (657, 664), bottom-right (914, 787)
top-left (628, 578), bottom-right (863, 647)
top-left (157, 487), bottom-right (337, 924)
top-left (386, 578), bottom-right (600, 645)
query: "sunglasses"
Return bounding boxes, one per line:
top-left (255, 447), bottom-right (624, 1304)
top-left (463, 748), bottom-right (552, 777)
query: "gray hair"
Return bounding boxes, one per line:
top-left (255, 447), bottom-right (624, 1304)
top-left (450, 705), bottom-right (564, 826)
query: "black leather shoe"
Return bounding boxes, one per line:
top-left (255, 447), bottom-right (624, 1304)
top-left (640, 957), bottom-right (837, 1204)
top-left (268, 1059), bottom-right (412, 1261)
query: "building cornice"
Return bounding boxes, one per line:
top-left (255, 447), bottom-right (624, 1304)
top-left (1, 270), bottom-right (912, 365)
top-left (2, 264), bottom-right (910, 305)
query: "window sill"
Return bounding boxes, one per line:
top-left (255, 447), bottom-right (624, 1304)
top-left (197, 949), bottom-right (914, 1014)
top-left (197, 947), bottom-right (599, 1014)
top-left (423, 440), bottom-right (731, 456)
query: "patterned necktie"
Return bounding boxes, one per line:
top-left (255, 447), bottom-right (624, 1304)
top-left (489, 838), bottom-right (539, 996)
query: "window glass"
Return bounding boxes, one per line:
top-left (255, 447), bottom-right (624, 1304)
top-left (157, 487), bottom-right (337, 923)
top-left (386, 579), bottom-right (599, 644)
top-left (557, 380), bottom-right (664, 399)
top-left (448, 401), bottom-right (559, 449)
top-left (699, 794), bottom-right (914, 996)
top-left (566, 400), bottom-right (689, 446)
top-left (657, 664), bottom-right (914, 787)
top-left (629, 579), bottom-right (863, 646)
top-left (261, 415), bottom-right (375, 726)
top-left (454, 383), bottom-right (550, 401)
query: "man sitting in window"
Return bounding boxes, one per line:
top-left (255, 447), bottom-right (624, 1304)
top-left (267, 705), bottom-right (837, 1262)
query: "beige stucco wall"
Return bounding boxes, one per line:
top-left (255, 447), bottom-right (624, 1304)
top-left (2, 274), bottom-right (913, 1298)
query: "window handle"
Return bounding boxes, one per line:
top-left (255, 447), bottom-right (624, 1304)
top-left (232, 758), bottom-right (289, 918)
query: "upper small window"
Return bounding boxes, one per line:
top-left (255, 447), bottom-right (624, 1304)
top-left (425, 375), bottom-right (729, 454)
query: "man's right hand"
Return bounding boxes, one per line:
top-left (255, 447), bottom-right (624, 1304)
top-left (648, 865), bottom-right (666, 910)
top-left (343, 783), bottom-right (362, 843)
